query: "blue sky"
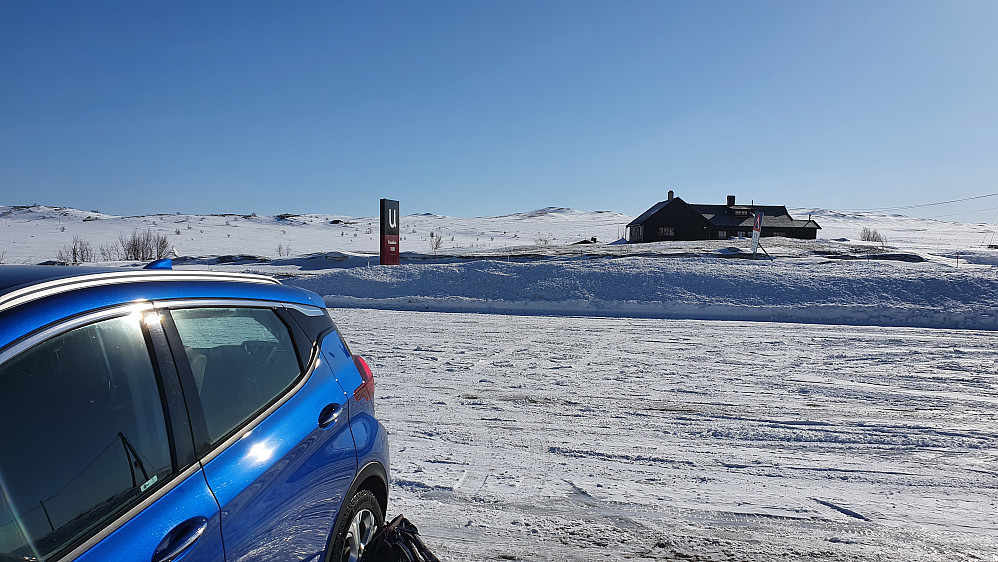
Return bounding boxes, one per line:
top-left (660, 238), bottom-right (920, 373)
top-left (1, 1), bottom-right (996, 220)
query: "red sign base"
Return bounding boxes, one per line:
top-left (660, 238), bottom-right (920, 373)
top-left (380, 235), bottom-right (399, 265)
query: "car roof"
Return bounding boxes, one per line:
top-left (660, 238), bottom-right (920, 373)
top-left (0, 264), bottom-right (113, 295)
top-left (0, 265), bottom-right (326, 351)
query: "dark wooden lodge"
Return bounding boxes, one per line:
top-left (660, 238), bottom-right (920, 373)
top-left (626, 192), bottom-right (820, 243)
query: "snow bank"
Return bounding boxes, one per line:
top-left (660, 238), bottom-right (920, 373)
top-left (283, 256), bottom-right (998, 330)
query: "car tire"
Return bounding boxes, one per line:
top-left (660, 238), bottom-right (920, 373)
top-left (327, 490), bottom-right (384, 562)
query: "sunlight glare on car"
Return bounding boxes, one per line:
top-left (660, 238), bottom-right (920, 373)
top-left (246, 441), bottom-right (275, 465)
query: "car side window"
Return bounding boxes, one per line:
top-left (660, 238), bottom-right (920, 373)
top-left (0, 314), bottom-right (172, 561)
top-left (170, 307), bottom-right (302, 444)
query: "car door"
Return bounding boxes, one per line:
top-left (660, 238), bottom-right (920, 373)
top-left (161, 304), bottom-right (357, 561)
top-left (0, 306), bottom-right (223, 562)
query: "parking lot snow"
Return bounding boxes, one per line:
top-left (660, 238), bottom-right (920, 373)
top-left (333, 308), bottom-right (998, 561)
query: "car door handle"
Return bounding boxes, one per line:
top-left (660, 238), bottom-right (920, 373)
top-left (152, 516), bottom-right (208, 562)
top-left (318, 403), bottom-right (342, 428)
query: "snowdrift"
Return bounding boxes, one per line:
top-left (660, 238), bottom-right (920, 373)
top-left (284, 256), bottom-right (998, 331)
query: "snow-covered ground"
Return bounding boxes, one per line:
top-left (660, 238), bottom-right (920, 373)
top-left (3, 203), bottom-right (998, 559)
top-left (335, 308), bottom-right (998, 561)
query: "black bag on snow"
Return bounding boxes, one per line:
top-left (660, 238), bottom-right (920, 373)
top-left (360, 515), bottom-right (441, 562)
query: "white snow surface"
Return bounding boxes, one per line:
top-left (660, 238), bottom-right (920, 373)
top-left (3, 204), bottom-right (998, 559)
top-left (335, 308), bottom-right (998, 561)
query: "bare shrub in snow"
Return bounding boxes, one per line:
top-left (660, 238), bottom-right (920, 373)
top-left (276, 244), bottom-right (292, 257)
top-left (153, 233), bottom-right (171, 258)
top-left (56, 235), bottom-right (95, 263)
top-left (860, 227), bottom-right (885, 243)
top-left (118, 229), bottom-right (171, 260)
top-left (430, 232), bottom-right (443, 251)
top-left (99, 243), bottom-right (122, 261)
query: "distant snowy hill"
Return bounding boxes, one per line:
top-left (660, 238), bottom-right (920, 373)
top-left (0, 204), bottom-right (631, 263)
top-left (795, 208), bottom-right (995, 251)
top-left (3, 203), bottom-right (995, 264)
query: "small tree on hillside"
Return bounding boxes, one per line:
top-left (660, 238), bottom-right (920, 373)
top-left (859, 227), bottom-right (888, 250)
top-left (860, 227), bottom-right (885, 243)
top-left (118, 229), bottom-right (171, 260)
top-left (56, 235), bottom-right (95, 264)
top-left (99, 243), bottom-right (122, 261)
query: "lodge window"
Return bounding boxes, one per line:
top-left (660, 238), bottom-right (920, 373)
top-left (734, 210), bottom-right (748, 217)
top-left (717, 231), bottom-right (727, 239)
top-left (657, 226), bottom-right (674, 237)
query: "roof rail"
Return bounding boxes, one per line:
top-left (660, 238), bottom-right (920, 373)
top-left (0, 270), bottom-right (280, 314)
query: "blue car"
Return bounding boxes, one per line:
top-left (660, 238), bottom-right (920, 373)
top-left (0, 264), bottom-right (389, 562)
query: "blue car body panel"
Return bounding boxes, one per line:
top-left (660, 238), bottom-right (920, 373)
top-left (74, 468), bottom-right (224, 562)
top-left (320, 336), bottom-right (391, 488)
top-left (0, 266), bottom-right (389, 562)
top-left (200, 354), bottom-right (356, 561)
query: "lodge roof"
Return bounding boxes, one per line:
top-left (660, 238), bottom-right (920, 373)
top-left (627, 197), bottom-right (820, 231)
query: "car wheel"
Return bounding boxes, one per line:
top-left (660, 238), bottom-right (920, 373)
top-left (328, 490), bottom-right (384, 562)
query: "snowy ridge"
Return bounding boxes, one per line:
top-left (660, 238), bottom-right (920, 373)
top-left (796, 208), bottom-right (997, 250)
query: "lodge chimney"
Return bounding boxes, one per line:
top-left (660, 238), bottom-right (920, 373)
top-left (668, 190), bottom-right (674, 201)
top-left (727, 195), bottom-right (736, 206)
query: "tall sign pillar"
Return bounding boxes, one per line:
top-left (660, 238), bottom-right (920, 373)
top-left (751, 211), bottom-right (763, 257)
top-left (380, 198), bottom-right (400, 265)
